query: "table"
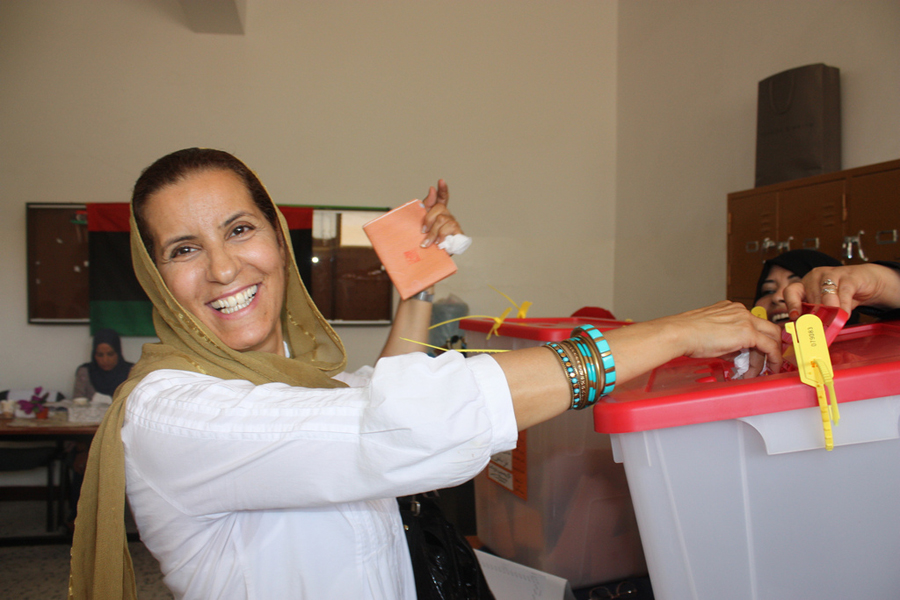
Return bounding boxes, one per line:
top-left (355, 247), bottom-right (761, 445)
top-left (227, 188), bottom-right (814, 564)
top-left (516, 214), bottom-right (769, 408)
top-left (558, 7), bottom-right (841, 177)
top-left (0, 417), bottom-right (98, 546)
top-left (0, 418), bottom-right (99, 438)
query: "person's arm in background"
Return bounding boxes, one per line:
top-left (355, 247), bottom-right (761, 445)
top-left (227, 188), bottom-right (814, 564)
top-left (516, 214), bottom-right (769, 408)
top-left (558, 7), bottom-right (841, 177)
top-left (379, 180), bottom-right (460, 358)
top-left (72, 365), bottom-right (92, 399)
top-left (784, 263), bottom-right (900, 318)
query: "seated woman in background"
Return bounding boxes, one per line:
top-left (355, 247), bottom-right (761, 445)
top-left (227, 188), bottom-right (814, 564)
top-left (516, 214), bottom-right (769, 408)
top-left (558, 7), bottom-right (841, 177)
top-left (68, 328), bottom-right (134, 532)
top-left (72, 328), bottom-right (134, 400)
top-left (754, 249), bottom-right (900, 327)
top-left (69, 148), bottom-right (782, 600)
top-left (753, 249), bottom-right (844, 328)
top-left (784, 261), bottom-right (900, 322)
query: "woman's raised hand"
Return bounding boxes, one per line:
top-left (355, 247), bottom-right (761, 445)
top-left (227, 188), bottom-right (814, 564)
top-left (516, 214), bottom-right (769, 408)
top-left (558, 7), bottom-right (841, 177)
top-left (420, 179), bottom-right (463, 248)
top-left (783, 264), bottom-right (900, 317)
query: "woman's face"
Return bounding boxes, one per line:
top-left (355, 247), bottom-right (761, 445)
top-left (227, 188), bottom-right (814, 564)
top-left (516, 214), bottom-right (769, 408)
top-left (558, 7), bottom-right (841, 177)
top-left (754, 264), bottom-right (801, 328)
top-left (94, 343), bottom-right (119, 371)
top-left (143, 169), bottom-right (288, 355)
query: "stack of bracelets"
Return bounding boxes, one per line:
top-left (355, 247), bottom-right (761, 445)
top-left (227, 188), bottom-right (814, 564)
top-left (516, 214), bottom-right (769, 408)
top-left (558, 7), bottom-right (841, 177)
top-left (545, 324), bottom-right (616, 410)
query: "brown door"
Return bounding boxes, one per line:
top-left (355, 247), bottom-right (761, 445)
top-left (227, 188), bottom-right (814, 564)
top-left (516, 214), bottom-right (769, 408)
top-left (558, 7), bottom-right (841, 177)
top-left (845, 167), bottom-right (900, 264)
top-left (777, 179), bottom-right (845, 261)
top-left (728, 191), bottom-right (778, 306)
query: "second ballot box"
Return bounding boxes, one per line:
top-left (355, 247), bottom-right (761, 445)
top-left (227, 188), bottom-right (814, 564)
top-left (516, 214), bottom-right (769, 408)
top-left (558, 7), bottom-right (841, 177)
top-left (460, 316), bottom-right (647, 588)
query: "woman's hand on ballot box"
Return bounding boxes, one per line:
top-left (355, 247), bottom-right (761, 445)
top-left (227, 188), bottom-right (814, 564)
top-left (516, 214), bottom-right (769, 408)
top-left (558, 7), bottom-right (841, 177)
top-left (602, 301), bottom-right (782, 382)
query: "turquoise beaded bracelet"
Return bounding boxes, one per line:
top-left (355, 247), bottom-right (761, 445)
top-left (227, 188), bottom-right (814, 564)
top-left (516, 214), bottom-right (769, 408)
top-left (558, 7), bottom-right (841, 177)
top-left (546, 341), bottom-right (585, 408)
top-left (572, 325), bottom-right (616, 397)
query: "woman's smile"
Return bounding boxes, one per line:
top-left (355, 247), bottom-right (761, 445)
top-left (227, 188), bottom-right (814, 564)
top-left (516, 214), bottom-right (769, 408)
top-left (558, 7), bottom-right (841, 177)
top-left (209, 284), bottom-right (259, 315)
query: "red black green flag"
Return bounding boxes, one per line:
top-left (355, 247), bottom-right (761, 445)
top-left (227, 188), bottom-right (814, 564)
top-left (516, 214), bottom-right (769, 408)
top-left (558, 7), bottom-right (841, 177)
top-left (86, 203), bottom-right (313, 337)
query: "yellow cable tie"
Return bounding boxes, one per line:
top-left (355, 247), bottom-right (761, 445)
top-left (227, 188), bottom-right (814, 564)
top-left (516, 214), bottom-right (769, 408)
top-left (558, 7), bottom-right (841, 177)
top-left (489, 285), bottom-right (533, 319)
top-left (813, 357), bottom-right (839, 425)
top-left (487, 308), bottom-right (512, 340)
top-left (785, 315), bottom-right (839, 451)
top-left (398, 338), bottom-right (510, 354)
top-left (516, 301), bottom-right (533, 319)
top-left (811, 366), bottom-right (835, 451)
top-left (428, 315), bottom-right (502, 331)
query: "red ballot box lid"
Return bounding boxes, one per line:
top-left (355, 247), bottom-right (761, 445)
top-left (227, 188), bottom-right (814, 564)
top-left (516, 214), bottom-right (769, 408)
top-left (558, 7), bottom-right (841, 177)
top-left (594, 321), bottom-right (900, 434)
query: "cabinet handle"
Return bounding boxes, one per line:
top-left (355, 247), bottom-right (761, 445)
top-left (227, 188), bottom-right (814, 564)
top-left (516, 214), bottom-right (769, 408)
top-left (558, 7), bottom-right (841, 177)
top-left (876, 229), bottom-right (898, 245)
top-left (803, 237), bottom-right (820, 250)
top-left (843, 230), bottom-right (868, 261)
top-left (777, 236), bottom-right (793, 252)
top-left (745, 241), bottom-right (760, 253)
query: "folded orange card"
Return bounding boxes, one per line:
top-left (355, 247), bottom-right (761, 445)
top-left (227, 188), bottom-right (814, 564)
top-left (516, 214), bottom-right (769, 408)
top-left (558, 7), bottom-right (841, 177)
top-left (363, 199), bottom-right (457, 299)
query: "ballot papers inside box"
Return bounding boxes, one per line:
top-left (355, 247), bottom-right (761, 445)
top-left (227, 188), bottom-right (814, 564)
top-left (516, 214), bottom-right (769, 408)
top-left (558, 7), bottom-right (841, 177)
top-left (593, 321), bottom-right (900, 600)
top-left (460, 316), bottom-right (646, 589)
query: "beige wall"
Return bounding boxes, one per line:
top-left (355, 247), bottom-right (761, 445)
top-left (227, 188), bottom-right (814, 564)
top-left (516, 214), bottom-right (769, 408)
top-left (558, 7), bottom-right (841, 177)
top-left (2, 0), bottom-right (898, 399)
top-left (615, 0), bottom-right (900, 320)
top-left (0, 0), bottom-right (618, 392)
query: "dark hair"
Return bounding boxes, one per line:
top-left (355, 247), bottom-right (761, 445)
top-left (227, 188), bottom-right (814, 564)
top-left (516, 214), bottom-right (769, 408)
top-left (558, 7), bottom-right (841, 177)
top-left (132, 148), bottom-right (279, 260)
top-left (753, 249), bottom-right (842, 303)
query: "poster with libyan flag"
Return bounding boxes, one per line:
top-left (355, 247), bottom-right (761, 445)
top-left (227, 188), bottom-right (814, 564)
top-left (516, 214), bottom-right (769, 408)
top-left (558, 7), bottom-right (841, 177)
top-left (86, 203), bottom-right (313, 337)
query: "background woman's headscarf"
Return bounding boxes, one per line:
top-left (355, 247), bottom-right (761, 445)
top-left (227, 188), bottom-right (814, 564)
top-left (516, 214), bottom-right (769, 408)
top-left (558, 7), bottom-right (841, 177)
top-left (69, 149), bottom-right (348, 599)
top-left (753, 249), bottom-right (843, 304)
top-left (83, 328), bottom-right (134, 396)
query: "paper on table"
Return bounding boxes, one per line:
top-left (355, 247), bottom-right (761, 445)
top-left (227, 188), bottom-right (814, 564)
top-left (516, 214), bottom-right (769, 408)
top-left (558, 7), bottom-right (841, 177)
top-left (474, 549), bottom-right (576, 600)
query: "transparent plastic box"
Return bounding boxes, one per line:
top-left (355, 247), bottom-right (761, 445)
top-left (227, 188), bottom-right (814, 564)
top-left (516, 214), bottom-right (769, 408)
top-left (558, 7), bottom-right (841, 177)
top-left (594, 321), bottom-right (900, 600)
top-left (461, 317), bottom-right (647, 588)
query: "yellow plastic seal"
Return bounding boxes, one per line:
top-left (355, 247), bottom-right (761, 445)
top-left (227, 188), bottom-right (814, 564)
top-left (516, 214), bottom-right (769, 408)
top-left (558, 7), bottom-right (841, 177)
top-left (785, 314), bottom-right (839, 450)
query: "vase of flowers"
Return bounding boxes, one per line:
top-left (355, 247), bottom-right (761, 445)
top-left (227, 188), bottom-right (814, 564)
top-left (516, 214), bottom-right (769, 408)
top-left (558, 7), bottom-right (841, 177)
top-left (16, 387), bottom-right (50, 419)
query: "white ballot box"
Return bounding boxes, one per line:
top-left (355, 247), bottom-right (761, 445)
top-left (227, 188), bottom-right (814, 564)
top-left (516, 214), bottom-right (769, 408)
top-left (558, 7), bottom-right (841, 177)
top-left (594, 321), bottom-right (900, 600)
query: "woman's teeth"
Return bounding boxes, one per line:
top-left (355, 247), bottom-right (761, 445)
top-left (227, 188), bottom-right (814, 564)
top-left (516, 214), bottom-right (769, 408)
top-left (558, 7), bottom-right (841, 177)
top-left (211, 285), bottom-right (258, 314)
top-left (771, 312), bottom-right (790, 324)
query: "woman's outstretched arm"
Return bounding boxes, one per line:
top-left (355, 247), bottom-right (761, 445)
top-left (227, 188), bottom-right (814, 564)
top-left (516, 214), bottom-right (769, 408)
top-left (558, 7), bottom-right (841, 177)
top-left (495, 301), bottom-right (783, 430)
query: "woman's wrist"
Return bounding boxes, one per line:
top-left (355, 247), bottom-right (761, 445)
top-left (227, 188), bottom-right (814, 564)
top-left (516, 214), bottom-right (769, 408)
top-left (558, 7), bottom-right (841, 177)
top-left (657, 316), bottom-right (692, 358)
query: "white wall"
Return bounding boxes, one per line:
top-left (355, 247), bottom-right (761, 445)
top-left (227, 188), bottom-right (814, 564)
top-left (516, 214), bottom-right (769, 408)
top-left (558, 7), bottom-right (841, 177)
top-left (3, 0), bottom-right (897, 396)
top-left (0, 0), bottom-right (618, 392)
top-left (615, 0), bottom-right (900, 320)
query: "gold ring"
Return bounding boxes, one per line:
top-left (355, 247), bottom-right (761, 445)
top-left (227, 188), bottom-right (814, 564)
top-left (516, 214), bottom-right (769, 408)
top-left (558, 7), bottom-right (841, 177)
top-left (821, 278), bottom-right (838, 295)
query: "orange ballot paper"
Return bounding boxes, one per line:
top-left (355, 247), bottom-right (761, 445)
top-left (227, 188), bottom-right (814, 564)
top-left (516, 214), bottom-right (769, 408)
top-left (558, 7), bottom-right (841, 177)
top-left (363, 199), bottom-right (457, 299)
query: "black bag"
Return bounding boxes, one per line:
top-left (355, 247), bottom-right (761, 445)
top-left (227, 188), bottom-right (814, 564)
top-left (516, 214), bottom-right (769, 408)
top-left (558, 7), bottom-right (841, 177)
top-left (398, 494), bottom-right (495, 600)
top-left (755, 63), bottom-right (841, 187)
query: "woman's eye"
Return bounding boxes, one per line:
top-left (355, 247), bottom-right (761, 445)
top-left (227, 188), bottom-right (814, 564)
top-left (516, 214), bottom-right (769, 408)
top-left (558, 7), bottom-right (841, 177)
top-left (230, 224), bottom-right (254, 238)
top-left (759, 289), bottom-right (774, 297)
top-left (170, 246), bottom-right (195, 259)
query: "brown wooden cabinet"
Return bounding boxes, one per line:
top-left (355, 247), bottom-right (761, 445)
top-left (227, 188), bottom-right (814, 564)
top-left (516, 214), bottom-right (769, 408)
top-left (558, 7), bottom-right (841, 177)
top-left (727, 158), bottom-right (900, 307)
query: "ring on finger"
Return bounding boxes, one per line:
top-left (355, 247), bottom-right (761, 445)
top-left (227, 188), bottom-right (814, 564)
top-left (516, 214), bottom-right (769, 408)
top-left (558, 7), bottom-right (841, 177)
top-left (821, 278), bottom-right (838, 295)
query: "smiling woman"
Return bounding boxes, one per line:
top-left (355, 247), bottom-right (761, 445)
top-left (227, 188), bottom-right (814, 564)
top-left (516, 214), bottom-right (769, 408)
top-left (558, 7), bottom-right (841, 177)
top-left (69, 148), bottom-right (785, 600)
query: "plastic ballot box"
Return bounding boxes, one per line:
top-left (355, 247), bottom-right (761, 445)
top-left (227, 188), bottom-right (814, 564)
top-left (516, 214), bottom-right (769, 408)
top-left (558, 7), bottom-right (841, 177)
top-left (593, 321), bottom-right (900, 600)
top-left (460, 316), bottom-right (647, 588)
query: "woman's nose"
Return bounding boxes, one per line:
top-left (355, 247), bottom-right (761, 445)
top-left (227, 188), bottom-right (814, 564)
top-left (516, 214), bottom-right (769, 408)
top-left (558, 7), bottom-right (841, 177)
top-left (206, 246), bottom-right (239, 284)
top-left (772, 286), bottom-right (786, 304)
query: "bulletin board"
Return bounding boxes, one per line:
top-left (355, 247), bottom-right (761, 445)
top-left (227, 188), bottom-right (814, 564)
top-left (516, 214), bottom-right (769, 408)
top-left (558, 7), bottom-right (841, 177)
top-left (26, 203), bottom-right (90, 323)
top-left (25, 203), bottom-right (393, 328)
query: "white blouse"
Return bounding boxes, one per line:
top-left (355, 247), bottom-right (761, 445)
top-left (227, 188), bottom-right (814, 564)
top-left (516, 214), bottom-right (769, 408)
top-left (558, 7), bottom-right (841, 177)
top-left (121, 351), bottom-right (517, 600)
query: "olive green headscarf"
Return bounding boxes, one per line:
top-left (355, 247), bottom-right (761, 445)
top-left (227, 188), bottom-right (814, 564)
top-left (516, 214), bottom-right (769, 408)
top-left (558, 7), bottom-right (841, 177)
top-left (69, 171), bottom-right (347, 599)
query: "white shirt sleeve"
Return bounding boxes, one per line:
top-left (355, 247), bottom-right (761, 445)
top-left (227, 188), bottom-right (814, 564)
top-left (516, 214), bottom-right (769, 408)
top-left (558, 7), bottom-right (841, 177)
top-left (122, 351), bottom-right (517, 516)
